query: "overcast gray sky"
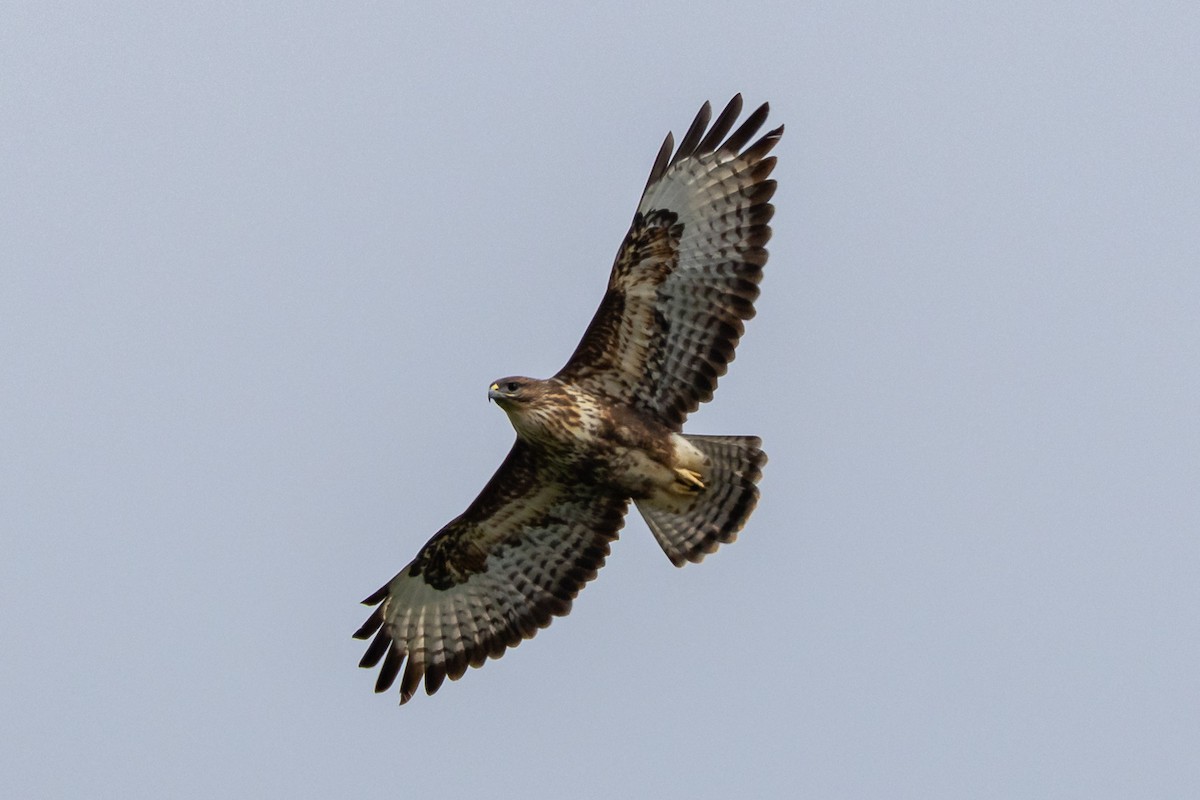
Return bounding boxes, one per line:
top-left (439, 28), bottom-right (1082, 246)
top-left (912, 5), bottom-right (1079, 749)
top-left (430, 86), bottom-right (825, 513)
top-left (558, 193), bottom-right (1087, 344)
top-left (3, 2), bottom-right (1198, 797)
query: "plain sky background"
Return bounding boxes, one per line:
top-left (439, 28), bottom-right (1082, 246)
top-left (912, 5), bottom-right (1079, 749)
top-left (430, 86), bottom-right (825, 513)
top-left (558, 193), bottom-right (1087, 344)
top-left (3, 2), bottom-right (1198, 797)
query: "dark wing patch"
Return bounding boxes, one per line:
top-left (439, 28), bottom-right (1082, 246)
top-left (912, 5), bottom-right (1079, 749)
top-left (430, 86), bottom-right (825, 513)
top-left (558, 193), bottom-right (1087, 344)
top-left (560, 209), bottom-right (681, 380)
top-left (354, 442), bottom-right (629, 703)
top-left (557, 95), bottom-right (782, 429)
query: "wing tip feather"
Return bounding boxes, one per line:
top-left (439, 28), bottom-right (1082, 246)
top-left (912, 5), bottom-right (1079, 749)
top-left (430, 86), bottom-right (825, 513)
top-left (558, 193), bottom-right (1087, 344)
top-left (696, 94), bottom-right (744, 154)
top-left (644, 131), bottom-right (675, 192)
top-left (669, 100), bottom-right (713, 167)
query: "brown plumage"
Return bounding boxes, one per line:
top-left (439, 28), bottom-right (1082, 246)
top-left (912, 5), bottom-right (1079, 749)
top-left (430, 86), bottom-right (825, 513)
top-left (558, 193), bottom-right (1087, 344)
top-left (355, 96), bottom-right (780, 704)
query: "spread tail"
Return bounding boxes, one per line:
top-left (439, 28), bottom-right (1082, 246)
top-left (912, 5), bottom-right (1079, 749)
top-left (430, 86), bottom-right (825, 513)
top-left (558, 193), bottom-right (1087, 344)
top-left (635, 434), bottom-right (767, 566)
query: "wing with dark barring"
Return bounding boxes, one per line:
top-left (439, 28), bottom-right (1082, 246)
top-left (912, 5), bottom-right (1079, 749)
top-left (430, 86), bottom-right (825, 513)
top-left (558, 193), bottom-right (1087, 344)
top-left (557, 95), bottom-right (782, 429)
top-left (354, 442), bottom-right (628, 703)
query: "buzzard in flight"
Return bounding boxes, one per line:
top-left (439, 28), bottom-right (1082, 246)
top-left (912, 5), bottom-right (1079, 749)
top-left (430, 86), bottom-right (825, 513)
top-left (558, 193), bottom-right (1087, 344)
top-left (355, 96), bottom-right (781, 703)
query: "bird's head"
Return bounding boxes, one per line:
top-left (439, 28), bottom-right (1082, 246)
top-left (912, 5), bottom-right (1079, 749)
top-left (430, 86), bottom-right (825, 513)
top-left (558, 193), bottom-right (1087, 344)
top-left (487, 377), bottom-right (536, 409)
top-left (488, 376), bottom-right (563, 443)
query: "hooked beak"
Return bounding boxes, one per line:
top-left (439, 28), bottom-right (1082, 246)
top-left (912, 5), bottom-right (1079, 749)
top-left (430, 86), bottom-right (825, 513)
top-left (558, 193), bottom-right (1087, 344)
top-left (488, 382), bottom-right (501, 403)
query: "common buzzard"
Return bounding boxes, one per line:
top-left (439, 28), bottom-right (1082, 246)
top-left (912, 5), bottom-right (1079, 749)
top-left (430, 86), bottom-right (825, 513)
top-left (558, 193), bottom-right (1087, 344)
top-left (355, 96), bottom-right (781, 703)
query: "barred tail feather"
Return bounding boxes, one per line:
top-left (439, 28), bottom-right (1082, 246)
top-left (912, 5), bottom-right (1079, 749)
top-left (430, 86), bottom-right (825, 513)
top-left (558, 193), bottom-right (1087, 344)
top-left (635, 434), bottom-right (766, 567)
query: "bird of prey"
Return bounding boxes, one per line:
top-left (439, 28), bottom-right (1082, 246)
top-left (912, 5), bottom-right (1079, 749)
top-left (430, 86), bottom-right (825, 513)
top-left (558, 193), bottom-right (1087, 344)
top-left (354, 95), bottom-right (781, 704)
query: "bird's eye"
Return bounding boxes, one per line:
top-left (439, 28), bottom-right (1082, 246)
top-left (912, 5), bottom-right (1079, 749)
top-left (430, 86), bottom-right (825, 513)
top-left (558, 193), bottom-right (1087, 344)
top-left (506, 382), bottom-right (520, 393)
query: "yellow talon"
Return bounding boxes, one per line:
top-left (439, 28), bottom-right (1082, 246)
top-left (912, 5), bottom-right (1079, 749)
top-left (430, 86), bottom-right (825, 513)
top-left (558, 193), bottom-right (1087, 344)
top-left (673, 468), bottom-right (705, 493)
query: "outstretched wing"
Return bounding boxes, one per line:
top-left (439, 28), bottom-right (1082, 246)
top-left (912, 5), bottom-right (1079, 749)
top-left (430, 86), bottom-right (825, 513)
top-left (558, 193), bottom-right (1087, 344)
top-left (353, 441), bottom-right (628, 703)
top-left (556, 95), bottom-right (782, 429)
